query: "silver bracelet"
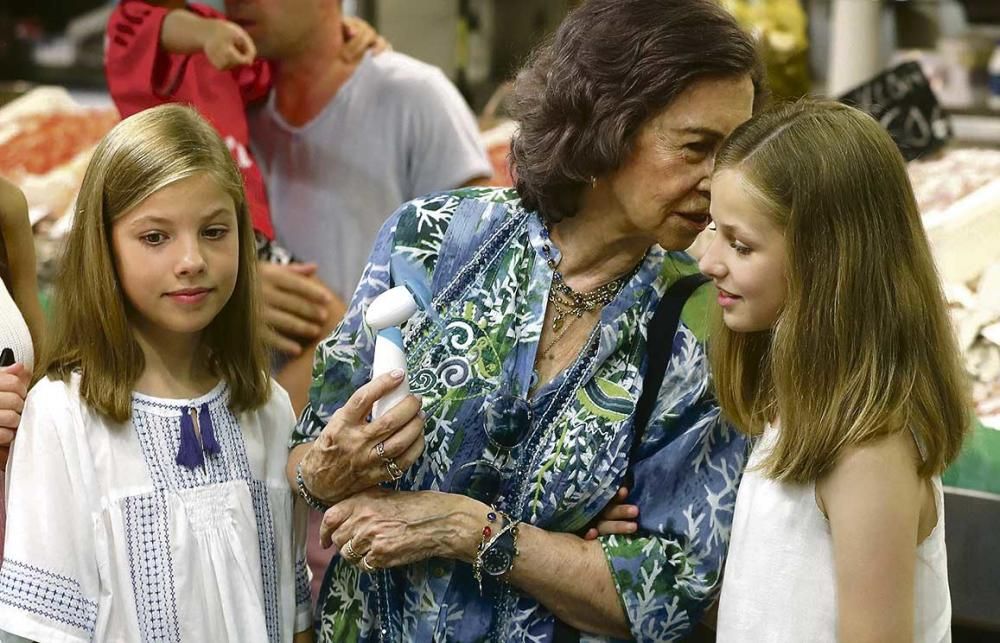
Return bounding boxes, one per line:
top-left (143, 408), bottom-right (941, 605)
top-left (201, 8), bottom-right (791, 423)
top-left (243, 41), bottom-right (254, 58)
top-left (295, 461), bottom-right (331, 512)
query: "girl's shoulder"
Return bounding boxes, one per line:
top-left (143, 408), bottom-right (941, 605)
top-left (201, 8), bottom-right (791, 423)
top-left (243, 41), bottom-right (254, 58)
top-left (825, 430), bottom-right (924, 482)
top-left (260, 377), bottom-right (295, 423)
top-left (231, 377), bottom-right (296, 427)
top-left (21, 374), bottom-right (89, 438)
top-left (26, 373), bottom-right (80, 408)
top-left (815, 429), bottom-right (926, 519)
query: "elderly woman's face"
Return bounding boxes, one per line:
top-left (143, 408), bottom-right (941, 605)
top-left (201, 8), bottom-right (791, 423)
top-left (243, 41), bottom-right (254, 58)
top-left (603, 75), bottom-right (755, 252)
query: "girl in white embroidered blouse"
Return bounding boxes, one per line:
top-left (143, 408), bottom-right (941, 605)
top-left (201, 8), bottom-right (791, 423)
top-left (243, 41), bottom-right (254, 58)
top-left (700, 101), bottom-right (968, 643)
top-left (0, 105), bottom-right (313, 643)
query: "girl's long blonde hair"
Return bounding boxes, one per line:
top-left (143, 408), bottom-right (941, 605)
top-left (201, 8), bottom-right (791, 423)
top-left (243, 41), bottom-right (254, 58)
top-left (710, 100), bottom-right (969, 482)
top-left (41, 104), bottom-right (269, 422)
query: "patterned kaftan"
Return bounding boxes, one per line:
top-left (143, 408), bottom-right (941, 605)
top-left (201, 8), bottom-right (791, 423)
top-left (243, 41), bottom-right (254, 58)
top-left (293, 188), bottom-right (747, 642)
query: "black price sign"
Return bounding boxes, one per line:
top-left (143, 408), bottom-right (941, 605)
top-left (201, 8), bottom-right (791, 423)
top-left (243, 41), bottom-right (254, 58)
top-left (837, 61), bottom-right (952, 161)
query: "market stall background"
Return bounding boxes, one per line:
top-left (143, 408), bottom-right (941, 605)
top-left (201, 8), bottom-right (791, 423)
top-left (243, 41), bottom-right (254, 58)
top-left (1, 0), bottom-right (999, 637)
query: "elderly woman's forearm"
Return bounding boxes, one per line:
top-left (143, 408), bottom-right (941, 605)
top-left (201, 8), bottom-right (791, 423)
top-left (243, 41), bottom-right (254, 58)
top-left (506, 525), bottom-right (631, 639)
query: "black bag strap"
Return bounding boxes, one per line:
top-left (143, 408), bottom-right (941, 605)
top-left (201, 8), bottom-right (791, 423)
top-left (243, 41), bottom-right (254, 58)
top-left (625, 271), bottom-right (710, 487)
top-left (553, 271), bottom-right (709, 643)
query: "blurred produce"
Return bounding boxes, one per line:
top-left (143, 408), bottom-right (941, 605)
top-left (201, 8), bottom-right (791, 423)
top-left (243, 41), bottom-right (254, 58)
top-left (722, 0), bottom-right (811, 100)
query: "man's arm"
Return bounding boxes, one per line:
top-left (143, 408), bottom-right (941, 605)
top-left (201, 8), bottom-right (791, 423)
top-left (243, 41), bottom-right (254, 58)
top-left (258, 262), bottom-right (336, 356)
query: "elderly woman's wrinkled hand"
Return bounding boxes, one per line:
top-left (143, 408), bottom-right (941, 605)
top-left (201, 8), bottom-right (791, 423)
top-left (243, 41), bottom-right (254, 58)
top-left (299, 371), bottom-right (426, 505)
top-left (320, 489), bottom-right (481, 571)
top-left (0, 362), bottom-right (29, 468)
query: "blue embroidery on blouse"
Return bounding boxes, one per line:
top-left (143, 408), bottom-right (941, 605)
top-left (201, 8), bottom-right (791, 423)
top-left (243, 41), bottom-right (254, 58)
top-left (127, 390), bottom-right (283, 642)
top-left (250, 480), bottom-right (281, 642)
top-left (131, 391), bottom-right (238, 491)
top-left (295, 557), bottom-right (311, 607)
top-left (0, 559), bottom-right (99, 636)
top-left (123, 493), bottom-right (182, 643)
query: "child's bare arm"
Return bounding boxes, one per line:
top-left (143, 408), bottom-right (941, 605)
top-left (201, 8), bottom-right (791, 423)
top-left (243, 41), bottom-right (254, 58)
top-left (0, 176), bottom-right (43, 356)
top-left (161, 10), bottom-right (256, 70)
top-left (818, 431), bottom-right (924, 643)
top-left (582, 486), bottom-right (640, 540)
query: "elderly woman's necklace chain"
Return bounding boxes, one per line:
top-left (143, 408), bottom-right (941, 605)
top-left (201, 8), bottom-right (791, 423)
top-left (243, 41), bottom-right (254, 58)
top-left (548, 272), bottom-right (621, 332)
top-left (539, 222), bottom-right (631, 357)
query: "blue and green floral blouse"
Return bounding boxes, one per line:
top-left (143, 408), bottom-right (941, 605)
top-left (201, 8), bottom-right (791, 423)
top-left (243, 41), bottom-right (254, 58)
top-left (291, 188), bottom-right (747, 642)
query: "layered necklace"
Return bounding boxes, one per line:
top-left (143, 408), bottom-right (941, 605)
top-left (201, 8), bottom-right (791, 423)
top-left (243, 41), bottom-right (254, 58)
top-left (539, 222), bottom-right (638, 357)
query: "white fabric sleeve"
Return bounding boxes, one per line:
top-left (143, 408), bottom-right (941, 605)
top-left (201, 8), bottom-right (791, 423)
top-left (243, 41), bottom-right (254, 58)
top-left (0, 379), bottom-right (100, 643)
top-left (268, 380), bottom-right (313, 633)
top-left (405, 68), bottom-right (491, 196)
top-left (292, 499), bottom-right (312, 633)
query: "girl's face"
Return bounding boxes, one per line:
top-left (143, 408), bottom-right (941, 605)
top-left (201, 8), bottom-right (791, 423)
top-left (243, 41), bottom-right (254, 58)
top-left (111, 173), bottom-right (239, 351)
top-left (699, 170), bottom-right (787, 333)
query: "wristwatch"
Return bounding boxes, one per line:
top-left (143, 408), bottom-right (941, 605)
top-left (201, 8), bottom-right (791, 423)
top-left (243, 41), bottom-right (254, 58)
top-left (480, 520), bottom-right (519, 577)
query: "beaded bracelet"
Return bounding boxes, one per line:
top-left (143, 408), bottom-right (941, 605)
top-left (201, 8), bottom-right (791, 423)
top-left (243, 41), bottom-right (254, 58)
top-left (295, 461), bottom-right (331, 512)
top-left (473, 509), bottom-right (499, 593)
top-left (473, 508), bottom-right (519, 594)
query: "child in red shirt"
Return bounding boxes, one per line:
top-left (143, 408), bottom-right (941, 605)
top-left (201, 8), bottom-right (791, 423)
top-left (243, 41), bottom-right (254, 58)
top-left (105, 0), bottom-right (277, 239)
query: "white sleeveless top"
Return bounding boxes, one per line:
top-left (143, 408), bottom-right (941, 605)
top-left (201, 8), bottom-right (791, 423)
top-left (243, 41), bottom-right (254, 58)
top-left (717, 424), bottom-right (952, 642)
top-left (0, 281), bottom-right (32, 372)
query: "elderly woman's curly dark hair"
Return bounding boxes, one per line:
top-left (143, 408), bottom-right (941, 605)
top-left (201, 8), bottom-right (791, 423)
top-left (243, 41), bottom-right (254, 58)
top-left (510, 0), bottom-right (766, 222)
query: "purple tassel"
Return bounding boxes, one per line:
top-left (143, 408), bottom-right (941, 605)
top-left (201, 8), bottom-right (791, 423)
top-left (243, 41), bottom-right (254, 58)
top-left (199, 403), bottom-right (221, 456)
top-left (176, 408), bottom-right (204, 469)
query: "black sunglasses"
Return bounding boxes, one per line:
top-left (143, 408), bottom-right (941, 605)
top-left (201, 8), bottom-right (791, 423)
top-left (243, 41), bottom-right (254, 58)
top-left (449, 388), bottom-right (533, 504)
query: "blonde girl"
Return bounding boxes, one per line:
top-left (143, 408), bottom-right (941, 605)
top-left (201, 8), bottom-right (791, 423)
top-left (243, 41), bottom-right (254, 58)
top-left (700, 100), bottom-right (968, 642)
top-left (0, 105), bottom-right (312, 642)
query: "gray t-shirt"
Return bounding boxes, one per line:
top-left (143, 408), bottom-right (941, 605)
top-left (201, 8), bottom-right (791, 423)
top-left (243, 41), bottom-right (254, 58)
top-left (249, 51), bottom-right (491, 300)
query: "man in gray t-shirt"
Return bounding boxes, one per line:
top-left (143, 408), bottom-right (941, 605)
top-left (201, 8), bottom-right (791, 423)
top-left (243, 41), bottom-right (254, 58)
top-left (227, 0), bottom-right (490, 357)
top-left (249, 49), bottom-right (491, 302)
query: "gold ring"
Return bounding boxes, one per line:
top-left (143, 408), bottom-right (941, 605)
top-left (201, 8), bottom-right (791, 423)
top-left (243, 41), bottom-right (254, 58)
top-left (360, 554), bottom-right (378, 573)
top-left (383, 458), bottom-right (405, 481)
top-left (342, 538), bottom-right (363, 563)
top-left (376, 441), bottom-right (405, 481)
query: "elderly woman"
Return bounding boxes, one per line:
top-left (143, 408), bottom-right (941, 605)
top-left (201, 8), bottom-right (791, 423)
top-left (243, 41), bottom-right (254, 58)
top-left (288, 0), bottom-right (764, 640)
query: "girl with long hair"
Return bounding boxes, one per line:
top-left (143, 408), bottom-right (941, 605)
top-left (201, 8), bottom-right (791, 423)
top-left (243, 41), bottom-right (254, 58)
top-left (702, 100), bottom-right (968, 641)
top-left (0, 104), bottom-right (313, 642)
